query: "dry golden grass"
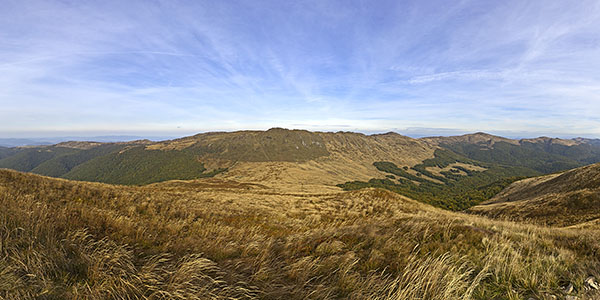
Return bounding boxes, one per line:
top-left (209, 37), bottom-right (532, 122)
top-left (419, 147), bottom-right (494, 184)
top-left (470, 163), bottom-right (600, 226)
top-left (145, 130), bottom-right (437, 192)
top-left (1, 169), bottom-right (599, 299)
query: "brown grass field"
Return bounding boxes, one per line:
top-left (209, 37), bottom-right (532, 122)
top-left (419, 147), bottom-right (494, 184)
top-left (470, 163), bottom-right (600, 227)
top-left (1, 169), bottom-right (599, 299)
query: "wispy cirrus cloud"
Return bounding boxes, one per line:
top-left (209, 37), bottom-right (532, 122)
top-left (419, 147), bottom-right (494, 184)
top-left (1, 0), bottom-right (600, 138)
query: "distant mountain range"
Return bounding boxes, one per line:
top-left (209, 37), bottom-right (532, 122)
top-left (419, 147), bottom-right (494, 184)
top-left (2, 128), bottom-right (600, 210)
top-left (0, 136), bottom-right (176, 147)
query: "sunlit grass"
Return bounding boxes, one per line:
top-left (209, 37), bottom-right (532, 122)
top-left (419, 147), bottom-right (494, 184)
top-left (0, 169), bottom-right (598, 299)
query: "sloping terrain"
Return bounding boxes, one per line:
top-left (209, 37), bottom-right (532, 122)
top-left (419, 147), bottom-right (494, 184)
top-left (423, 133), bottom-right (600, 173)
top-left (469, 163), bottom-right (600, 226)
top-left (1, 169), bottom-right (599, 299)
top-left (422, 132), bottom-right (519, 146)
top-left (0, 146), bottom-right (18, 159)
top-left (147, 128), bottom-right (331, 161)
top-left (0, 141), bottom-right (150, 175)
top-left (0, 129), bottom-right (437, 189)
top-left (0, 146), bottom-right (80, 172)
top-left (217, 131), bottom-right (436, 192)
top-left (3, 129), bottom-right (600, 210)
top-left (338, 148), bottom-right (539, 210)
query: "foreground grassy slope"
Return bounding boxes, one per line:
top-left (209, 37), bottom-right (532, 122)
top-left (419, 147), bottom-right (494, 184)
top-left (469, 162), bottom-right (600, 226)
top-left (1, 169), bottom-right (599, 299)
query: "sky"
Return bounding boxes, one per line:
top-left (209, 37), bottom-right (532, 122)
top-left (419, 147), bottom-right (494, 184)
top-left (1, 0), bottom-right (600, 139)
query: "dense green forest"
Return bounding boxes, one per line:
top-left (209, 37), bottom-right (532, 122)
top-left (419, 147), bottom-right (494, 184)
top-left (0, 144), bottom-right (224, 185)
top-left (0, 146), bottom-right (79, 172)
top-left (63, 146), bottom-right (226, 185)
top-left (440, 141), bottom-right (600, 173)
top-left (338, 149), bottom-right (539, 210)
top-left (337, 140), bottom-right (600, 210)
top-left (30, 144), bottom-right (130, 177)
top-left (0, 146), bottom-right (18, 159)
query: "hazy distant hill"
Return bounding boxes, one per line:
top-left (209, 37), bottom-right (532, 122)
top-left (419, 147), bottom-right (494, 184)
top-left (0, 136), bottom-right (173, 147)
top-left (468, 162), bottom-right (600, 226)
top-left (0, 138), bottom-right (53, 147)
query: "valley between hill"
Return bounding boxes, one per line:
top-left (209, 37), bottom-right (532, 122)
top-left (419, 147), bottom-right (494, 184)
top-left (2, 129), bottom-right (600, 299)
top-left (469, 162), bottom-right (600, 226)
top-left (2, 129), bottom-right (600, 210)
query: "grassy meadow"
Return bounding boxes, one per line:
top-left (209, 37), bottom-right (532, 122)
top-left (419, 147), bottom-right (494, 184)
top-left (1, 169), bottom-right (599, 299)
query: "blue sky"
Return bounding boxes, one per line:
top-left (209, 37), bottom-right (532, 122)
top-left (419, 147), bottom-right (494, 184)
top-left (1, 0), bottom-right (600, 138)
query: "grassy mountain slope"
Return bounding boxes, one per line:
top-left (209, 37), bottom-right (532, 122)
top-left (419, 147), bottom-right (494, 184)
top-left (148, 128), bottom-right (331, 162)
top-left (1, 169), bottom-right (599, 299)
top-left (424, 133), bottom-right (600, 173)
top-left (59, 129), bottom-right (435, 187)
top-left (2, 130), bottom-right (600, 210)
top-left (217, 131), bottom-right (437, 193)
top-left (0, 129), bottom-right (437, 187)
top-left (146, 129), bottom-right (437, 188)
top-left (338, 149), bottom-right (538, 210)
top-left (468, 163), bottom-right (600, 226)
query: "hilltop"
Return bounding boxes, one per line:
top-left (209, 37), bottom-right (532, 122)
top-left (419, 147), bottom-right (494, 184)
top-left (469, 162), bottom-right (600, 226)
top-left (0, 128), bottom-right (436, 189)
top-left (421, 132), bottom-right (519, 146)
top-left (2, 129), bottom-right (600, 209)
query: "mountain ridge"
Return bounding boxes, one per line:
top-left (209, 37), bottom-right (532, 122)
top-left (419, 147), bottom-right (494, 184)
top-left (2, 128), bottom-right (600, 209)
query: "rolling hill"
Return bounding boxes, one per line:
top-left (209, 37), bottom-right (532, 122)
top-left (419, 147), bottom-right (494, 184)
top-left (0, 146), bottom-right (18, 159)
top-left (3, 131), bottom-right (600, 298)
top-left (1, 168), bottom-right (599, 299)
top-left (423, 132), bottom-right (600, 173)
top-left (468, 162), bottom-right (600, 226)
top-left (336, 133), bottom-right (600, 209)
top-left (0, 129), bottom-right (437, 189)
top-left (3, 129), bottom-right (600, 210)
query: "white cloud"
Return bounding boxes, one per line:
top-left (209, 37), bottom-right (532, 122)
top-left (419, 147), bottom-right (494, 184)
top-left (0, 0), bottom-right (599, 137)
